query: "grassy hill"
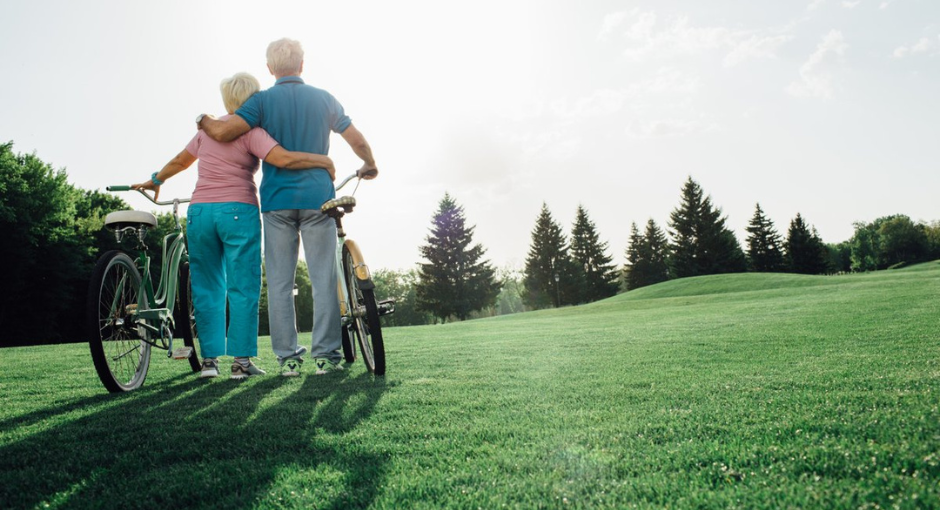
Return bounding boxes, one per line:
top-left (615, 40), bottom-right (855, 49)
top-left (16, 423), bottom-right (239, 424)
top-left (1, 262), bottom-right (938, 509)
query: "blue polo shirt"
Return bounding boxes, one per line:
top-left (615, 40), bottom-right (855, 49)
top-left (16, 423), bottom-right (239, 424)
top-left (236, 76), bottom-right (352, 212)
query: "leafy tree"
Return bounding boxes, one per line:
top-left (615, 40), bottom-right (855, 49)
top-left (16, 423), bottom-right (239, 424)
top-left (850, 221), bottom-right (879, 272)
top-left (850, 215), bottom-right (930, 270)
top-left (668, 177), bottom-right (746, 278)
top-left (785, 213), bottom-right (828, 274)
top-left (372, 268), bottom-right (433, 326)
top-left (416, 193), bottom-right (501, 322)
top-left (925, 220), bottom-right (940, 261)
top-left (625, 219), bottom-right (670, 291)
top-left (0, 142), bottom-right (135, 344)
top-left (523, 203), bottom-right (577, 308)
top-left (826, 241), bottom-right (853, 274)
top-left (495, 266), bottom-right (527, 315)
top-left (569, 205), bottom-right (618, 303)
top-left (745, 203), bottom-right (785, 272)
top-left (877, 215), bottom-right (928, 267)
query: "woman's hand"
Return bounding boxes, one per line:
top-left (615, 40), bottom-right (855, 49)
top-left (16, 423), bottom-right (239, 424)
top-left (132, 179), bottom-right (161, 201)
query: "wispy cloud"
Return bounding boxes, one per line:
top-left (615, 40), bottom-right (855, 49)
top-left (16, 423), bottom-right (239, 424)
top-left (723, 34), bottom-right (793, 67)
top-left (842, 1), bottom-right (861, 8)
top-left (807, 0), bottom-right (826, 11)
top-left (626, 118), bottom-right (720, 139)
top-left (599, 9), bottom-right (791, 67)
top-left (787, 30), bottom-right (849, 98)
top-left (597, 11), bottom-right (628, 41)
top-left (892, 35), bottom-right (940, 58)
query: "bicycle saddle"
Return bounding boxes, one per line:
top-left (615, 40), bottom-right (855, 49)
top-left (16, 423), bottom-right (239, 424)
top-left (321, 196), bottom-right (356, 218)
top-left (105, 210), bottom-right (158, 230)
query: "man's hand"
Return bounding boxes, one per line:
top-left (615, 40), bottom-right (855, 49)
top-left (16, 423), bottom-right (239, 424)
top-left (200, 114), bottom-right (250, 143)
top-left (357, 164), bottom-right (378, 180)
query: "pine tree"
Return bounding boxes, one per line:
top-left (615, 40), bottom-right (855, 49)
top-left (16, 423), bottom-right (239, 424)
top-left (523, 203), bottom-right (576, 308)
top-left (745, 203), bottom-right (785, 272)
top-left (569, 205), bottom-right (619, 303)
top-left (668, 177), bottom-right (746, 278)
top-left (625, 219), bottom-right (670, 290)
top-left (416, 193), bottom-right (501, 322)
top-left (642, 218), bottom-right (671, 286)
top-left (623, 222), bottom-right (642, 291)
top-left (785, 213), bottom-right (829, 275)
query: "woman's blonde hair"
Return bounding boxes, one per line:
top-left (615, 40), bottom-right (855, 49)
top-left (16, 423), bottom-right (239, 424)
top-left (220, 72), bottom-right (261, 114)
top-left (266, 38), bottom-right (304, 76)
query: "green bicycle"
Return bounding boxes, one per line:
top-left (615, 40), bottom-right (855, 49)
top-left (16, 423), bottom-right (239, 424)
top-left (86, 187), bottom-right (200, 392)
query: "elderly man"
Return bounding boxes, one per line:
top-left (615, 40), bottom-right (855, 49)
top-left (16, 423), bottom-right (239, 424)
top-left (198, 37), bottom-right (377, 376)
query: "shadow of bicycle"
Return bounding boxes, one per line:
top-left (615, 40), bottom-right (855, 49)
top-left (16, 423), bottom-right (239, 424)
top-left (0, 370), bottom-right (389, 509)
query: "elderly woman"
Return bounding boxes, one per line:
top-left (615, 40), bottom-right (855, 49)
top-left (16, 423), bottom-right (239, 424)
top-left (133, 72), bottom-right (335, 380)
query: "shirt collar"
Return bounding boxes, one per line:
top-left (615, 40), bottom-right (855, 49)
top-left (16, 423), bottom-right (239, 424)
top-left (275, 75), bottom-right (304, 85)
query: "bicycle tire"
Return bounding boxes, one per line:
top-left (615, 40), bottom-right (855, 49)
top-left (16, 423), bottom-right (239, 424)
top-left (175, 261), bottom-right (201, 372)
top-left (342, 244), bottom-right (386, 375)
top-left (86, 250), bottom-right (151, 392)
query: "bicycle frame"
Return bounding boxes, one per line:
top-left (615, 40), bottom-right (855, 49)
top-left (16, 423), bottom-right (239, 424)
top-left (332, 175), bottom-right (372, 326)
top-left (107, 187), bottom-right (190, 355)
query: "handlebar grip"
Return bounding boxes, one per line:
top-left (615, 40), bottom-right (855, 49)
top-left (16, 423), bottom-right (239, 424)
top-left (107, 185), bottom-right (132, 192)
top-left (358, 168), bottom-right (378, 179)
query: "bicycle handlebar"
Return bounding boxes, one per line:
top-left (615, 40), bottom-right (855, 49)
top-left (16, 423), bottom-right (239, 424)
top-left (335, 169), bottom-right (378, 193)
top-left (106, 186), bottom-right (191, 206)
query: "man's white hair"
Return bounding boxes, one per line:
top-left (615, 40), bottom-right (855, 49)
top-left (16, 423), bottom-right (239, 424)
top-left (266, 38), bottom-right (304, 76)
top-left (220, 73), bottom-right (261, 114)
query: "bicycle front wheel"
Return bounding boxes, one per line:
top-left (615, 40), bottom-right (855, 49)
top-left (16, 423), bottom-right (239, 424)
top-left (86, 250), bottom-right (151, 392)
top-left (175, 261), bottom-right (201, 372)
top-left (342, 243), bottom-right (386, 375)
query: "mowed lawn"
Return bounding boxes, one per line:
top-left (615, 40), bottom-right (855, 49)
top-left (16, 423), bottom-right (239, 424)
top-left (1, 262), bottom-right (938, 509)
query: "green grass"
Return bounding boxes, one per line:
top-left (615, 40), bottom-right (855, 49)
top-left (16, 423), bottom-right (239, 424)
top-left (2, 262), bottom-right (939, 509)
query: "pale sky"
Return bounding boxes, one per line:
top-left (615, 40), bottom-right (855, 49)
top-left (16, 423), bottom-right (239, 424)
top-left (2, 0), bottom-right (938, 272)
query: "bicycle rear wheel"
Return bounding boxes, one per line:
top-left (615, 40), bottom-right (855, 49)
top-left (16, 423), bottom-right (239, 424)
top-left (342, 243), bottom-right (386, 375)
top-left (86, 250), bottom-right (151, 392)
top-left (175, 261), bottom-right (201, 372)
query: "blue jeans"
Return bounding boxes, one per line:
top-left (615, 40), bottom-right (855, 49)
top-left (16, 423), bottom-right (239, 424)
top-left (262, 209), bottom-right (341, 362)
top-left (186, 202), bottom-right (261, 359)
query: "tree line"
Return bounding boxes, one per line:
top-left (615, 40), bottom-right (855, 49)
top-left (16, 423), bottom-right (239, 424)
top-left (388, 176), bottom-right (940, 324)
top-left (3, 143), bottom-right (939, 343)
top-left (1, 143), bottom-right (314, 346)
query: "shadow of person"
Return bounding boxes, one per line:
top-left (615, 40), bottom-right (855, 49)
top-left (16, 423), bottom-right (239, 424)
top-left (0, 370), bottom-right (389, 509)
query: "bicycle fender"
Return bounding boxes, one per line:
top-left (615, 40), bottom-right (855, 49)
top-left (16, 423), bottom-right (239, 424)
top-left (343, 240), bottom-right (375, 289)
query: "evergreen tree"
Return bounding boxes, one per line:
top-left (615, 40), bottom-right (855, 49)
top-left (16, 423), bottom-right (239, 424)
top-left (569, 205), bottom-right (618, 303)
top-left (523, 203), bottom-right (576, 308)
top-left (622, 222), bottom-right (642, 291)
top-left (668, 177), bottom-right (746, 278)
top-left (785, 213), bottom-right (828, 274)
top-left (416, 193), bottom-right (501, 322)
top-left (625, 219), bottom-right (670, 290)
top-left (745, 203), bottom-right (785, 272)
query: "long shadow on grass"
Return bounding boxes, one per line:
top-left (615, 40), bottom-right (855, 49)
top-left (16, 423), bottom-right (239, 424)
top-left (0, 370), bottom-right (388, 509)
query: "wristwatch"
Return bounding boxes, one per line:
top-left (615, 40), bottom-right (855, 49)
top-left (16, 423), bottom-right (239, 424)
top-left (195, 113), bottom-right (206, 125)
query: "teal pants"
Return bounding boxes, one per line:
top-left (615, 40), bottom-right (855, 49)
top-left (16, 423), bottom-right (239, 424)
top-left (186, 202), bottom-right (261, 359)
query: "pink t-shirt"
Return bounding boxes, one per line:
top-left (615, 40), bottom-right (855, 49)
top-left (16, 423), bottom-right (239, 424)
top-left (185, 115), bottom-right (279, 206)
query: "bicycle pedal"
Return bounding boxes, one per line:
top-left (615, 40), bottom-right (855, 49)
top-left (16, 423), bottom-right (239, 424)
top-left (172, 346), bottom-right (194, 359)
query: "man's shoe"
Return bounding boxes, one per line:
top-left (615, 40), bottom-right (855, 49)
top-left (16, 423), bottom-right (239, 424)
top-left (314, 358), bottom-right (344, 375)
top-left (231, 360), bottom-right (266, 380)
top-left (199, 358), bottom-right (219, 378)
top-left (279, 357), bottom-right (303, 377)
top-left (277, 347), bottom-right (307, 377)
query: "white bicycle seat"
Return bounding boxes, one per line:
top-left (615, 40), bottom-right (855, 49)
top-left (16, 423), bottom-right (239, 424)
top-left (105, 210), bottom-right (158, 229)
